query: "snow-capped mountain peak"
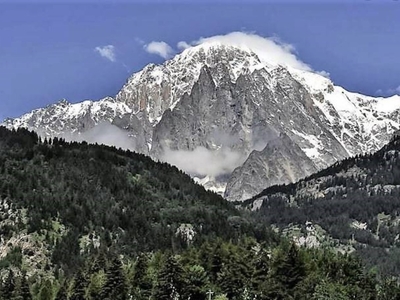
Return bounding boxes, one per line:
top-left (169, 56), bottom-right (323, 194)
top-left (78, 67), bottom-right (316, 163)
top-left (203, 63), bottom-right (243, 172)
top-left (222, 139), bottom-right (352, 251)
top-left (3, 42), bottom-right (400, 201)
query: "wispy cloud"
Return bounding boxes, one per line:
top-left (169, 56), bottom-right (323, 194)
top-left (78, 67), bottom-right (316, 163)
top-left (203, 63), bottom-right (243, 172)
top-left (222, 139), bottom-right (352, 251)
top-left (95, 45), bottom-right (116, 62)
top-left (177, 41), bottom-right (191, 50)
top-left (376, 85), bottom-right (400, 97)
top-left (144, 41), bottom-right (174, 59)
top-left (135, 37), bottom-right (145, 45)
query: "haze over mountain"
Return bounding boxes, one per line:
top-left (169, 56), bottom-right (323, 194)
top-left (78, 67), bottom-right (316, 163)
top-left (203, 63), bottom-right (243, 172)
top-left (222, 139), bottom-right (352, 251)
top-left (4, 32), bottom-right (400, 201)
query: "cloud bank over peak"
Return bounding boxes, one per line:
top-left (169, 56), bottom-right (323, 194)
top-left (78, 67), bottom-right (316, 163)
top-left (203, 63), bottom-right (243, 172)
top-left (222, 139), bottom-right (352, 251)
top-left (178, 31), bottom-right (314, 72)
top-left (140, 32), bottom-right (326, 74)
top-left (144, 41), bottom-right (175, 59)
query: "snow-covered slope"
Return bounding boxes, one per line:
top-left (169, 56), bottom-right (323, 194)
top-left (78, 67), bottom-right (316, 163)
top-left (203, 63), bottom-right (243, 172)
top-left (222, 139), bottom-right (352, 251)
top-left (3, 42), bottom-right (400, 200)
top-left (3, 97), bottom-right (132, 136)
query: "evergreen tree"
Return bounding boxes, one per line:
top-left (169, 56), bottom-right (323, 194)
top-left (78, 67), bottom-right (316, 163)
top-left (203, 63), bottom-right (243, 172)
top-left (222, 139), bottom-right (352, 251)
top-left (87, 272), bottom-right (105, 300)
top-left (100, 257), bottom-right (127, 300)
top-left (252, 248), bottom-right (271, 298)
top-left (70, 270), bottom-right (87, 300)
top-left (185, 265), bottom-right (209, 300)
top-left (20, 274), bottom-right (32, 300)
top-left (54, 281), bottom-right (68, 300)
top-left (210, 243), bottom-right (224, 282)
top-left (38, 279), bottom-right (54, 300)
top-left (154, 255), bottom-right (185, 300)
top-left (1, 269), bottom-right (15, 300)
top-left (273, 243), bottom-right (306, 291)
top-left (131, 253), bottom-right (152, 300)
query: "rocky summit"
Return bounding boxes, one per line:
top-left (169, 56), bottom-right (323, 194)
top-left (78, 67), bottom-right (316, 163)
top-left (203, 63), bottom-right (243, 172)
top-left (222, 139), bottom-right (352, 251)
top-left (3, 42), bottom-right (400, 201)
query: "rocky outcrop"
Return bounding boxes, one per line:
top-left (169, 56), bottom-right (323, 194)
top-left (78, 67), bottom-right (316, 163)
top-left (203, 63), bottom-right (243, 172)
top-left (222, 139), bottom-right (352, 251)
top-left (224, 133), bottom-right (318, 202)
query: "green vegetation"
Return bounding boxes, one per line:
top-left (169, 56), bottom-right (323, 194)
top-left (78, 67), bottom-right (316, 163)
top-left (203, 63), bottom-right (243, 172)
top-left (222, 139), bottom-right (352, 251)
top-left (3, 238), bottom-right (399, 300)
top-left (246, 135), bottom-right (400, 275)
top-left (0, 127), bottom-right (400, 299)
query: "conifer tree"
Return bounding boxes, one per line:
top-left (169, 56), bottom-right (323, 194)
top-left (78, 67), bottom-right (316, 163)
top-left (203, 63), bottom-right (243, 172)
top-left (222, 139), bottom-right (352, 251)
top-left (100, 257), bottom-right (127, 300)
top-left (154, 255), bottom-right (185, 300)
top-left (70, 270), bottom-right (87, 300)
top-left (20, 274), bottom-right (32, 300)
top-left (38, 279), bottom-right (54, 300)
top-left (185, 265), bottom-right (208, 300)
top-left (54, 281), bottom-right (68, 300)
top-left (131, 253), bottom-right (152, 300)
top-left (1, 269), bottom-right (15, 300)
top-left (273, 243), bottom-right (306, 291)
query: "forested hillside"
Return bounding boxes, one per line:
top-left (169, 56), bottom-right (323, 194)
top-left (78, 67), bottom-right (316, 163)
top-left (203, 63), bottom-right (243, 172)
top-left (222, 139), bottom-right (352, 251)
top-left (0, 127), bottom-right (270, 269)
top-left (246, 134), bottom-right (400, 275)
top-left (0, 127), bottom-right (399, 299)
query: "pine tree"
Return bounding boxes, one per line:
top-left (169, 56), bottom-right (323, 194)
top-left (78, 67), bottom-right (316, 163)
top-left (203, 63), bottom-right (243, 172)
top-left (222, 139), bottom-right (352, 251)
top-left (20, 274), bottom-right (32, 300)
top-left (185, 265), bottom-right (208, 300)
top-left (1, 269), bottom-right (15, 300)
top-left (154, 255), bottom-right (185, 300)
top-left (273, 243), bottom-right (306, 291)
top-left (100, 257), bottom-right (127, 300)
top-left (131, 253), bottom-right (152, 300)
top-left (252, 248), bottom-right (271, 298)
top-left (132, 253), bottom-right (148, 288)
top-left (70, 270), bottom-right (87, 300)
top-left (38, 279), bottom-right (54, 300)
top-left (54, 281), bottom-right (68, 300)
top-left (210, 244), bottom-right (224, 282)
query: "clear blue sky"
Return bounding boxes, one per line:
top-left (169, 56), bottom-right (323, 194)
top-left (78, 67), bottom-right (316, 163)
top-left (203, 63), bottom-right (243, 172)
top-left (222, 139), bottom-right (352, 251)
top-left (1, 0), bottom-right (400, 119)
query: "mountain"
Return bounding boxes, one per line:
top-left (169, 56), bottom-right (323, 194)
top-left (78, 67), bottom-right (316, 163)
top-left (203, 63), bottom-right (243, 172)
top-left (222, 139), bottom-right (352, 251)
top-left (243, 133), bottom-right (400, 275)
top-left (4, 42), bottom-right (400, 200)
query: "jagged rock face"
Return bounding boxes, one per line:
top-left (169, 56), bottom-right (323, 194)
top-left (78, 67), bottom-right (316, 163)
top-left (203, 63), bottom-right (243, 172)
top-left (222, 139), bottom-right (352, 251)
top-left (3, 44), bottom-right (400, 201)
top-left (150, 63), bottom-right (350, 200)
top-left (115, 44), bottom-right (262, 125)
top-left (224, 133), bottom-right (318, 202)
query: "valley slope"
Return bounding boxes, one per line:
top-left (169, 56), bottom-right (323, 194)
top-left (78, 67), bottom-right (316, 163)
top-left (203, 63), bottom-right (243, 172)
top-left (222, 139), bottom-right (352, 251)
top-left (245, 133), bottom-right (400, 275)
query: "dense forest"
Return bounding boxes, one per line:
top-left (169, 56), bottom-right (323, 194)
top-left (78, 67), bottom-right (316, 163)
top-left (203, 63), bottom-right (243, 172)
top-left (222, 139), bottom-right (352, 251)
top-left (0, 127), bottom-right (269, 271)
top-left (245, 134), bottom-right (400, 275)
top-left (1, 127), bottom-right (400, 299)
top-left (3, 237), bottom-right (399, 300)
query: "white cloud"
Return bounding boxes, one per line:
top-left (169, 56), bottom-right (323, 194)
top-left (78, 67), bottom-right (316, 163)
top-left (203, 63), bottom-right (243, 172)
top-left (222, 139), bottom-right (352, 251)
top-left (62, 122), bottom-right (136, 151)
top-left (376, 85), bottom-right (400, 97)
top-left (177, 41), bottom-right (191, 50)
top-left (161, 147), bottom-right (245, 177)
top-left (144, 41), bottom-right (174, 59)
top-left (182, 31), bottom-right (313, 72)
top-left (316, 70), bottom-right (331, 78)
top-left (95, 45), bottom-right (116, 62)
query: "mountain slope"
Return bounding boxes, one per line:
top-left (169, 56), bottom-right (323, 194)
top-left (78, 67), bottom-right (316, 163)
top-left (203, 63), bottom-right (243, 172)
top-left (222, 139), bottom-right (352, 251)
top-left (0, 127), bottom-right (258, 277)
top-left (1, 128), bottom-right (399, 300)
top-left (244, 134), bottom-right (400, 274)
top-left (225, 133), bottom-right (318, 201)
top-left (3, 42), bottom-right (400, 200)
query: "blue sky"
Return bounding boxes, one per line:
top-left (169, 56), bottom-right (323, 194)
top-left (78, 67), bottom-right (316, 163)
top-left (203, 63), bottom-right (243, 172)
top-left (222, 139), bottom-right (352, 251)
top-left (0, 0), bottom-right (400, 119)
